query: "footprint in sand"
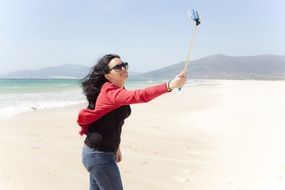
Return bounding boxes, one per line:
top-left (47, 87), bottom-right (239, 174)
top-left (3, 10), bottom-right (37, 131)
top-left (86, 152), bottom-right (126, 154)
top-left (137, 161), bottom-right (148, 165)
top-left (184, 178), bottom-right (190, 182)
top-left (153, 125), bottom-right (161, 129)
top-left (173, 177), bottom-right (191, 183)
top-left (227, 181), bottom-right (232, 185)
top-left (137, 161), bottom-right (155, 168)
top-left (0, 176), bottom-right (11, 181)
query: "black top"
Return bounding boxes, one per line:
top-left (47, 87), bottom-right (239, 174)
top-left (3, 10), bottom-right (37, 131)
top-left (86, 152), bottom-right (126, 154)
top-left (84, 105), bottom-right (131, 152)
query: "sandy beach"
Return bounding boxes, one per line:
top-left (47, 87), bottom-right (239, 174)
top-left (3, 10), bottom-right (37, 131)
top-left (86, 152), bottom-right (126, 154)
top-left (1, 80), bottom-right (285, 190)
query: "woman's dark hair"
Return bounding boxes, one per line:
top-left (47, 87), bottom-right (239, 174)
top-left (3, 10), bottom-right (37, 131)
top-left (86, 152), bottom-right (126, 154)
top-left (81, 54), bottom-right (120, 109)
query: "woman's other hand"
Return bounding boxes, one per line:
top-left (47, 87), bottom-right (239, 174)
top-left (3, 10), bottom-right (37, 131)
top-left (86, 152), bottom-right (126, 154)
top-left (169, 71), bottom-right (187, 90)
top-left (115, 148), bottom-right (122, 163)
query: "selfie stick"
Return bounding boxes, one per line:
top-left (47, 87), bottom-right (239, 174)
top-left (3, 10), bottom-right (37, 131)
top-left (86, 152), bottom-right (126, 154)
top-left (179, 9), bottom-right (201, 91)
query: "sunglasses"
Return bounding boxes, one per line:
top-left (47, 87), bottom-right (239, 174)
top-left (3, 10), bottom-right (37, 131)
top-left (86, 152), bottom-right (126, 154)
top-left (109, 62), bottom-right (129, 72)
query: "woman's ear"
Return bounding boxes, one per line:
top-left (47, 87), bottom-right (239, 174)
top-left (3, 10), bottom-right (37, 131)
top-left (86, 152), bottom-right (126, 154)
top-left (104, 73), bottom-right (110, 81)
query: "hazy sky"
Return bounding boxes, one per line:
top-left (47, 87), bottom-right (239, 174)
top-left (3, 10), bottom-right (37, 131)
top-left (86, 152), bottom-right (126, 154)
top-left (0, 0), bottom-right (284, 74)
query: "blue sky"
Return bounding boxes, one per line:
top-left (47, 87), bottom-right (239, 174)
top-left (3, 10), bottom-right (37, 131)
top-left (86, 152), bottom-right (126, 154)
top-left (0, 0), bottom-right (284, 74)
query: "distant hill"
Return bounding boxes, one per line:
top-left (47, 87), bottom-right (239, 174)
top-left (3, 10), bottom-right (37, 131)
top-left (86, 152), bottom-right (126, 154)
top-left (0, 64), bottom-right (89, 79)
top-left (0, 64), bottom-right (141, 79)
top-left (134, 54), bottom-right (285, 80)
top-left (1, 54), bottom-right (285, 80)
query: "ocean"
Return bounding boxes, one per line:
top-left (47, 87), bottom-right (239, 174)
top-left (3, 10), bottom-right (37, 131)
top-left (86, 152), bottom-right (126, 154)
top-left (0, 78), bottom-right (204, 119)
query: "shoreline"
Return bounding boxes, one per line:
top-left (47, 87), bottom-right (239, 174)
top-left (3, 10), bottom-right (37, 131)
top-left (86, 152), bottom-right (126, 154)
top-left (0, 78), bottom-right (221, 121)
top-left (0, 79), bottom-right (280, 121)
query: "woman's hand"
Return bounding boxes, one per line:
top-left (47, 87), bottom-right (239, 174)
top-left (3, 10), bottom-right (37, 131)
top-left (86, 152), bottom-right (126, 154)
top-left (115, 147), bottom-right (122, 163)
top-left (169, 71), bottom-right (187, 90)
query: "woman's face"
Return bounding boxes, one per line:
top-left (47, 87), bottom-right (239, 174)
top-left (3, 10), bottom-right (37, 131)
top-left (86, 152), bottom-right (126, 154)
top-left (105, 58), bottom-right (129, 87)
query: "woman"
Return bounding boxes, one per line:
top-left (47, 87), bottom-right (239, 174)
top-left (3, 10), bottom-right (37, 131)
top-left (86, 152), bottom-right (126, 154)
top-left (77, 54), bottom-right (187, 190)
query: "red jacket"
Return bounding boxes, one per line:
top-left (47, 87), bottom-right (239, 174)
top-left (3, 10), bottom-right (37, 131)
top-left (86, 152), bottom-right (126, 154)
top-left (77, 82), bottom-right (169, 135)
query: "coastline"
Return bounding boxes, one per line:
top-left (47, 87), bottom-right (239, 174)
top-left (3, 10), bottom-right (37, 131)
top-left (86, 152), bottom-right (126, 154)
top-left (1, 80), bottom-right (285, 189)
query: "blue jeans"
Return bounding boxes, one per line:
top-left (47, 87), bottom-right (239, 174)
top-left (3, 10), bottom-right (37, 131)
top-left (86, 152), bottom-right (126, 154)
top-left (82, 144), bottom-right (123, 190)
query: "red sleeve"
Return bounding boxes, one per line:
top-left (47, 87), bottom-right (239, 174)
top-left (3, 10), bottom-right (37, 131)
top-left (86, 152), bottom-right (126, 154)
top-left (77, 82), bottom-right (169, 135)
top-left (105, 82), bottom-right (169, 106)
top-left (77, 104), bottom-right (119, 136)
